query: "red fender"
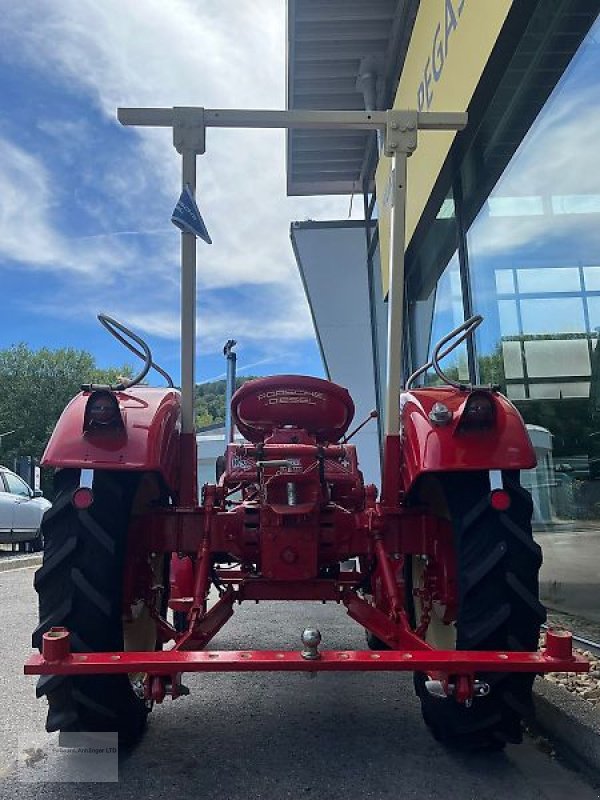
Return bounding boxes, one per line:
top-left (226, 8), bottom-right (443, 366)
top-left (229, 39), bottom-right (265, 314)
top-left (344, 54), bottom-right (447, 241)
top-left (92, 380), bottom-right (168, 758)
top-left (399, 387), bottom-right (536, 495)
top-left (42, 387), bottom-right (181, 493)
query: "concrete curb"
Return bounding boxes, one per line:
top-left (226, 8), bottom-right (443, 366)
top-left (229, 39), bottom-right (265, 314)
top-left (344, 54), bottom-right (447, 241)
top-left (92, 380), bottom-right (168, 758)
top-left (534, 677), bottom-right (600, 779)
top-left (0, 554), bottom-right (42, 573)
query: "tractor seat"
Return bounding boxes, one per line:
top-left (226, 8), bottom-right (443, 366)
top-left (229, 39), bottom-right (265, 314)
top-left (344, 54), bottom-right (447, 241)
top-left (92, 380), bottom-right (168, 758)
top-left (231, 375), bottom-right (355, 444)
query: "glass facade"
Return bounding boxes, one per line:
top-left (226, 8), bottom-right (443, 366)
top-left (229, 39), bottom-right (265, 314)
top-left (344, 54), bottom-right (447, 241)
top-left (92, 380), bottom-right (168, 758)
top-left (406, 16), bottom-right (600, 639)
top-left (421, 253), bottom-right (469, 386)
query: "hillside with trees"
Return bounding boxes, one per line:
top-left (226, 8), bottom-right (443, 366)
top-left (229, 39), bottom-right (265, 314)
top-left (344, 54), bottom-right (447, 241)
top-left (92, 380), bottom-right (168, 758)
top-left (195, 377), bottom-right (257, 428)
top-left (0, 344), bottom-right (132, 494)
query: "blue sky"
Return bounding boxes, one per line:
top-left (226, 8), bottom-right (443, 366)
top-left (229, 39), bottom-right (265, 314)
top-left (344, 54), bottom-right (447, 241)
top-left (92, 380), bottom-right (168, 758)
top-left (0, 1), bottom-right (360, 385)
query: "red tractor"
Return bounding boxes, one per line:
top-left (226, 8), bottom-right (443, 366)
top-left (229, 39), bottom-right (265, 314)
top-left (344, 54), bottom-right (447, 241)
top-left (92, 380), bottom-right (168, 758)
top-left (26, 105), bottom-right (587, 751)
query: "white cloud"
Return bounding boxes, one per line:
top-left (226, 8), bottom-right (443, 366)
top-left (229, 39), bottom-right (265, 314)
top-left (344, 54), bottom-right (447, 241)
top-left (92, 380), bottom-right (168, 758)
top-left (9, 0), bottom-right (282, 113)
top-left (471, 86), bottom-right (600, 259)
top-left (26, 278), bottom-right (315, 361)
top-left (0, 137), bottom-right (136, 278)
top-left (124, 294), bottom-right (314, 349)
top-left (0, 0), bottom-right (363, 357)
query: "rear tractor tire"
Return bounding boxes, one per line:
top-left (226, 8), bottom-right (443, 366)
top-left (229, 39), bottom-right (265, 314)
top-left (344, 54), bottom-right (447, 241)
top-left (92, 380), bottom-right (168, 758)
top-left (32, 469), bottom-right (165, 747)
top-left (409, 471), bottom-right (545, 751)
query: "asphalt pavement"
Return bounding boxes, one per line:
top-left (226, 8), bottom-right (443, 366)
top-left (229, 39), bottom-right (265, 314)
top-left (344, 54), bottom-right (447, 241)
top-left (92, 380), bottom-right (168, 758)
top-left (1, 564), bottom-right (599, 799)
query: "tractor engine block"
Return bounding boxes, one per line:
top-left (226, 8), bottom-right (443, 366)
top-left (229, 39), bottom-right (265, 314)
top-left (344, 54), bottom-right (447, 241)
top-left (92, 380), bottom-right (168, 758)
top-left (219, 375), bottom-right (366, 579)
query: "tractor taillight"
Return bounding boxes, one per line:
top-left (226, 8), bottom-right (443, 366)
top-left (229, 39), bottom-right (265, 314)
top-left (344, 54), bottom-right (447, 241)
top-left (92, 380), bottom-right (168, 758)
top-left (490, 489), bottom-right (511, 511)
top-left (72, 487), bottom-right (94, 510)
top-left (459, 392), bottom-right (495, 430)
top-left (85, 391), bottom-right (122, 430)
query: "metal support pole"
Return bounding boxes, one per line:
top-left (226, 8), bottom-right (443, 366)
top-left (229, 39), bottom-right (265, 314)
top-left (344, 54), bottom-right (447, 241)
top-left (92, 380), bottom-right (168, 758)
top-left (171, 109), bottom-right (205, 438)
top-left (180, 149), bottom-right (197, 436)
top-left (381, 110), bottom-right (418, 437)
top-left (172, 108), bottom-right (205, 505)
top-left (224, 339), bottom-right (237, 444)
top-left (384, 150), bottom-right (408, 436)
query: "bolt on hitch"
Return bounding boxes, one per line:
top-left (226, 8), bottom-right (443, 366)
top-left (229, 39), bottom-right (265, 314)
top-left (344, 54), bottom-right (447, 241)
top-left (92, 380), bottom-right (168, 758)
top-left (146, 673), bottom-right (190, 703)
top-left (425, 677), bottom-right (490, 707)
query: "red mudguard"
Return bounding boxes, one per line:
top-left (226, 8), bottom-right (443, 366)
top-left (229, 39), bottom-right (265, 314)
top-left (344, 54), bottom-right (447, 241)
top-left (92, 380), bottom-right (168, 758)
top-left (399, 387), bottom-right (536, 494)
top-left (42, 387), bottom-right (181, 493)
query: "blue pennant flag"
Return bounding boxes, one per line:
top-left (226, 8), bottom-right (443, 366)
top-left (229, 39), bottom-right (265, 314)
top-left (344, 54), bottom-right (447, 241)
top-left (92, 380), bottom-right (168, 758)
top-left (171, 184), bottom-right (212, 244)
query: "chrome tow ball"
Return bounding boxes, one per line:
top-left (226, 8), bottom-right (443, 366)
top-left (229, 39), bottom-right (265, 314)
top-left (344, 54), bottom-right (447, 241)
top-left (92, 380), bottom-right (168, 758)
top-left (301, 628), bottom-right (322, 660)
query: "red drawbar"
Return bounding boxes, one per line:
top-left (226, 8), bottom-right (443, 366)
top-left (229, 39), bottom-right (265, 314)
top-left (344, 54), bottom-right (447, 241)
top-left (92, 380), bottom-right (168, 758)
top-left (25, 645), bottom-right (588, 676)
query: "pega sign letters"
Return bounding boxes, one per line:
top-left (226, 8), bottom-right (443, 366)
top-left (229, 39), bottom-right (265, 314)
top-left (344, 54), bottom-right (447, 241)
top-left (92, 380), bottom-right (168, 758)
top-left (417, 0), bottom-right (466, 111)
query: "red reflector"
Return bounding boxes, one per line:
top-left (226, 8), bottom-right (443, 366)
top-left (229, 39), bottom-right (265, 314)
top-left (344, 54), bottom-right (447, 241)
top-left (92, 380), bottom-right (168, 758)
top-left (72, 487), bottom-right (94, 510)
top-left (490, 489), bottom-right (511, 512)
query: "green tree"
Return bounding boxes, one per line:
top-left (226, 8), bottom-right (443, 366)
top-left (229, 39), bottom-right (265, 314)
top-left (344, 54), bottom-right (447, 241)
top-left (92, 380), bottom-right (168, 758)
top-left (0, 344), bottom-right (131, 496)
top-left (478, 344), bottom-right (505, 387)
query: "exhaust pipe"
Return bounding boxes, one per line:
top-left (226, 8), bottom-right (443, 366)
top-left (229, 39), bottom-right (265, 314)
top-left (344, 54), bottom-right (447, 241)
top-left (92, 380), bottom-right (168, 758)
top-left (224, 340), bottom-right (237, 444)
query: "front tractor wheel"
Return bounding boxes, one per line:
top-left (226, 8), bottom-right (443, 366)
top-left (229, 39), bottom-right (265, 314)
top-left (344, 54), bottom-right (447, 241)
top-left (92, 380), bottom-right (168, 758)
top-left (32, 469), bottom-right (165, 747)
top-left (409, 472), bottom-right (546, 751)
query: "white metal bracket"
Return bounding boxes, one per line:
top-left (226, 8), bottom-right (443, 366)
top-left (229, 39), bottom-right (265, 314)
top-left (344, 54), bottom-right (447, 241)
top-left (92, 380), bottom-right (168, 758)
top-left (173, 107), bottom-right (206, 155)
top-left (383, 110), bottom-right (418, 158)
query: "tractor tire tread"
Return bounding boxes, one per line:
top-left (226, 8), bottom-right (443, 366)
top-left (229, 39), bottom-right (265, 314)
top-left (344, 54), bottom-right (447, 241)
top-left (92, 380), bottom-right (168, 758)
top-left (414, 471), bottom-right (545, 751)
top-left (33, 470), bottom-right (148, 746)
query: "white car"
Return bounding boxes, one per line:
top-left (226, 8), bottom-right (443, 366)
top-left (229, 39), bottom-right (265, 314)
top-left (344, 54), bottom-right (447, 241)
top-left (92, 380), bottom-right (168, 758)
top-left (0, 466), bottom-right (51, 551)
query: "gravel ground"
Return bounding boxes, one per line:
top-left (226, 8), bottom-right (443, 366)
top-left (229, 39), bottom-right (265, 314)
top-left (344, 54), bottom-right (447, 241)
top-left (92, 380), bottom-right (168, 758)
top-left (541, 612), bottom-right (600, 706)
top-left (544, 649), bottom-right (600, 705)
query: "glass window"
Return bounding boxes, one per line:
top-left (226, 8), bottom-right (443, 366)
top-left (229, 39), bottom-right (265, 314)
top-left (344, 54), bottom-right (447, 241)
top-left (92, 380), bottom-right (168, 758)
top-left (520, 298), bottom-right (586, 335)
top-left (488, 196), bottom-right (544, 217)
top-left (517, 267), bottom-right (581, 294)
top-left (409, 293), bottom-right (435, 382)
top-left (425, 253), bottom-right (468, 385)
top-left (4, 472), bottom-right (31, 497)
top-left (528, 382), bottom-right (590, 399)
top-left (495, 270), bottom-right (515, 295)
top-left (501, 341), bottom-right (523, 379)
top-left (506, 383), bottom-right (526, 400)
top-left (524, 339), bottom-right (590, 378)
top-left (497, 300), bottom-right (520, 336)
top-left (585, 296), bottom-right (600, 330)
top-left (583, 266), bottom-right (600, 291)
top-left (464, 16), bottom-right (600, 634)
top-left (552, 195), bottom-right (600, 215)
top-left (406, 188), bottom-right (461, 383)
